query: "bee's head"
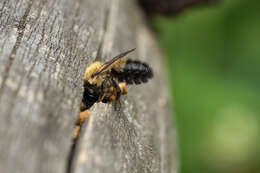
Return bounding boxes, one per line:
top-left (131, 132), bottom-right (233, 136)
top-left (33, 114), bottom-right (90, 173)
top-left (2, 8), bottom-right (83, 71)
top-left (84, 61), bottom-right (102, 83)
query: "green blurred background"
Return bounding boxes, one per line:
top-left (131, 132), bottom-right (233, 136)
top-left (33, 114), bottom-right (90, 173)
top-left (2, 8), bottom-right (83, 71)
top-left (152, 0), bottom-right (260, 173)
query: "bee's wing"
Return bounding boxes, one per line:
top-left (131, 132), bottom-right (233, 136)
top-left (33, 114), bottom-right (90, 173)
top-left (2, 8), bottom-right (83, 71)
top-left (92, 48), bottom-right (136, 77)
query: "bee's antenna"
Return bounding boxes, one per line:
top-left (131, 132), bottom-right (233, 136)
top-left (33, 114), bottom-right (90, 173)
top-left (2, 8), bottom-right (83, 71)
top-left (92, 48), bottom-right (136, 77)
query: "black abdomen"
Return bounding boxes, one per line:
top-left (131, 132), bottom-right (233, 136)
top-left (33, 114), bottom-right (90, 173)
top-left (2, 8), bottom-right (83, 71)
top-left (112, 59), bottom-right (153, 84)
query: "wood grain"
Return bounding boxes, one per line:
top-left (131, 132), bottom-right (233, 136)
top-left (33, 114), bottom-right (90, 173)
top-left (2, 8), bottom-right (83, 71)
top-left (0, 0), bottom-right (177, 173)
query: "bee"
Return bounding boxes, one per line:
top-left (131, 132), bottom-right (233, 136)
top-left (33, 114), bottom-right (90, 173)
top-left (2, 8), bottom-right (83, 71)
top-left (80, 48), bottom-right (153, 111)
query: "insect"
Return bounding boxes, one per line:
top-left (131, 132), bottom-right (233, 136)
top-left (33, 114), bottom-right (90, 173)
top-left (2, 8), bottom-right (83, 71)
top-left (80, 48), bottom-right (153, 111)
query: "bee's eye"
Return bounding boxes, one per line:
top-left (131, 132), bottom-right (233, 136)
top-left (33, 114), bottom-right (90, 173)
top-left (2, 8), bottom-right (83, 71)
top-left (91, 73), bottom-right (96, 78)
top-left (91, 71), bottom-right (99, 78)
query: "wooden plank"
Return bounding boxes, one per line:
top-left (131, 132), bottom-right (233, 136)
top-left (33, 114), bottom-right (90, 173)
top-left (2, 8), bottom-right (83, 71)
top-left (0, 0), bottom-right (177, 172)
top-left (72, 0), bottom-right (177, 173)
top-left (0, 0), bottom-right (108, 172)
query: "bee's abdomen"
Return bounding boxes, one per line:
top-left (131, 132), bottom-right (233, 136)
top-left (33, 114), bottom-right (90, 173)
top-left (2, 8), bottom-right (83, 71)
top-left (82, 84), bottom-right (100, 109)
top-left (112, 59), bottom-right (153, 84)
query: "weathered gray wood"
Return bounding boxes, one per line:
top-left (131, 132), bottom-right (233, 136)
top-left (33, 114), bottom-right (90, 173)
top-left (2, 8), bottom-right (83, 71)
top-left (0, 0), bottom-right (107, 172)
top-left (72, 1), bottom-right (177, 173)
top-left (0, 0), bottom-right (177, 173)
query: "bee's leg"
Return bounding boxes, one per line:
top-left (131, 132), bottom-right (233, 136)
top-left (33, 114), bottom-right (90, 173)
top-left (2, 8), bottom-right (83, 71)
top-left (99, 78), bottom-right (109, 102)
top-left (111, 78), bottom-right (121, 100)
top-left (114, 100), bottom-right (121, 111)
top-left (111, 78), bottom-right (122, 110)
top-left (112, 97), bottom-right (121, 111)
top-left (100, 79), bottom-right (106, 94)
top-left (74, 109), bottom-right (90, 139)
top-left (80, 103), bottom-right (87, 112)
top-left (77, 110), bottom-right (90, 125)
top-left (119, 82), bottom-right (127, 95)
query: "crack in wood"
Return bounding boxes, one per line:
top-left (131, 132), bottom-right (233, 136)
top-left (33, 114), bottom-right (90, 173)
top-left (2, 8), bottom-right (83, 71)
top-left (67, 114), bottom-right (90, 173)
top-left (10, 0), bottom-right (33, 59)
top-left (66, 1), bottom-right (122, 172)
top-left (65, 2), bottom-right (117, 173)
top-left (95, 0), bottom-right (118, 62)
top-left (0, 0), bottom-right (33, 97)
top-left (0, 0), bottom-right (8, 20)
top-left (95, 7), bottom-right (109, 62)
